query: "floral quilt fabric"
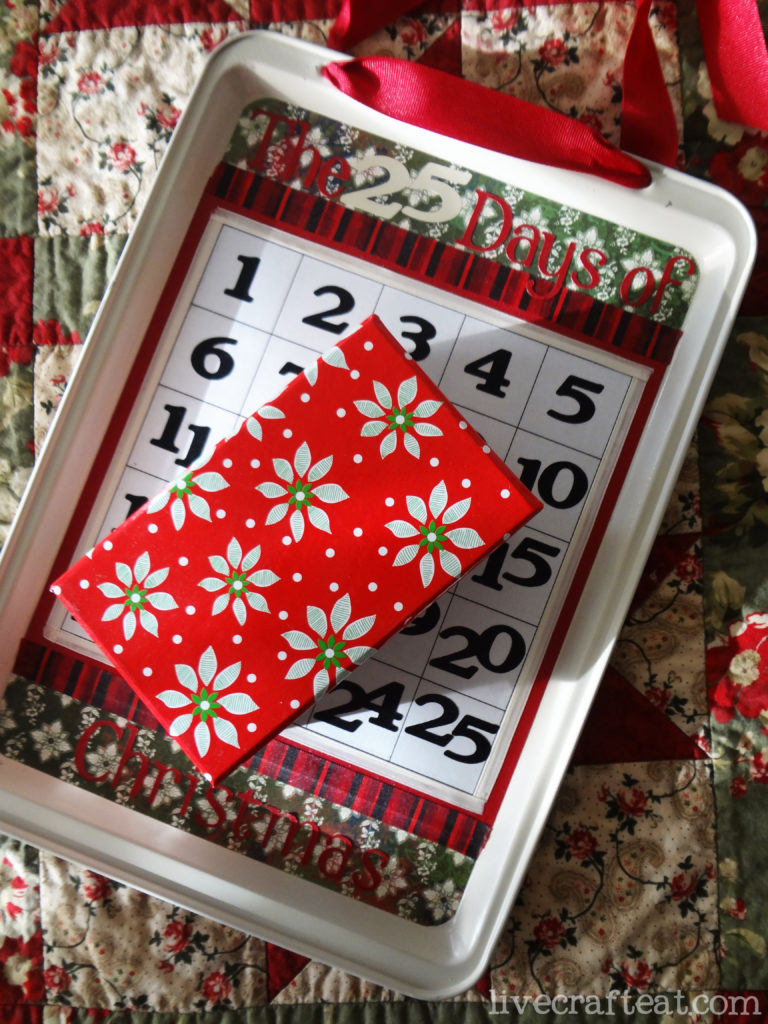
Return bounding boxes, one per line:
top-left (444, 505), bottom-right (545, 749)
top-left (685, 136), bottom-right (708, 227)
top-left (1, 0), bottom-right (768, 1020)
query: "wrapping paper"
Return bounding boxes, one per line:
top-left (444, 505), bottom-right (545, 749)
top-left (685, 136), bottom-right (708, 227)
top-left (52, 316), bottom-right (539, 780)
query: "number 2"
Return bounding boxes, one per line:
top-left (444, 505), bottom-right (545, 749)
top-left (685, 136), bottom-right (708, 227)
top-left (302, 285), bottom-right (355, 334)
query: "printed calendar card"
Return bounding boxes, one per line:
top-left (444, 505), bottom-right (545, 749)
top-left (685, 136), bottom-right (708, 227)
top-left (0, 32), bottom-right (755, 996)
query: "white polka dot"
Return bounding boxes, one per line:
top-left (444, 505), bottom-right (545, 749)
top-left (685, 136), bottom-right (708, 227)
top-left (247, 723), bottom-right (257, 733)
top-left (204, 772), bottom-right (212, 783)
top-left (353, 453), bottom-right (363, 464)
top-left (430, 457), bottom-right (439, 467)
top-left (279, 610), bottom-right (289, 620)
top-left (385, 497), bottom-right (395, 507)
top-left (216, 509), bottom-right (226, 519)
top-left (223, 458), bottom-right (233, 468)
top-left (148, 523), bottom-right (158, 533)
top-left (501, 488), bottom-right (511, 499)
top-left (245, 518), bottom-right (255, 528)
top-left (178, 555), bottom-right (189, 566)
top-left (378, 546), bottom-right (388, 556)
top-left (282, 535), bottom-right (292, 546)
top-left (290, 699), bottom-right (300, 709)
top-left (283, 428), bottom-right (293, 438)
top-left (368, 582), bottom-right (378, 592)
top-left (250, 458), bottom-right (260, 469)
top-left (142, 667), bottom-right (152, 677)
top-left (185, 605), bottom-right (196, 615)
top-left (292, 571), bottom-right (302, 582)
top-left (462, 478), bottom-right (471, 488)
top-left (350, 369), bottom-right (360, 380)
top-left (103, 540), bottom-right (113, 551)
top-left (277, 651), bottom-right (287, 660)
top-left (336, 408), bottom-right (346, 418)
top-left (232, 634), bottom-right (242, 645)
top-left (172, 634), bottom-right (182, 644)
top-left (393, 601), bottom-right (403, 612)
top-left (353, 527), bottom-right (363, 537)
top-left (364, 341), bottom-right (374, 351)
top-left (482, 445), bottom-right (490, 454)
top-left (51, 585), bottom-right (61, 595)
top-left (301, 392), bottom-right (310, 403)
top-left (459, 420), bottom-right (468, 430)
top-left (329, 581), bottom-right (339, 591)
top-left (79, 580), bottom-right (89, 589)
top-left (325, 547), bottom-right (335, 558)
top-left (247, 672), bottom-right (257, 682)
top-left (113, 643), bottom-right (123, 654)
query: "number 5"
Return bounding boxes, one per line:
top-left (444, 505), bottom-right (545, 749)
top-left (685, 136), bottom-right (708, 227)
top-left (402, 162), bottom-right (472, 223)
top-left (446, 714), bottom-right (499, 764)
top-left (548, 374), bottom-right (604, 424)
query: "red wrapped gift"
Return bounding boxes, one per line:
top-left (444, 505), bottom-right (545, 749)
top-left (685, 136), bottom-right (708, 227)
top-left (52, 316), bottom-right (541, 781)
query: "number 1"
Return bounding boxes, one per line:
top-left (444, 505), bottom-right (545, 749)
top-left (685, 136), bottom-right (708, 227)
top-left (150, 404), bottom-right (210, 468)
top-left (224, 255), bottom-right (260, 302)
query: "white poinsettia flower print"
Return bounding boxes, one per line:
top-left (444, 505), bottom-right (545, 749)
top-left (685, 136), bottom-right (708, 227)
top-left (146, 461), bottom-right (229, 531)
top-left (197, 537), bottom-right (279, 625)
top-left (254, 440), bottom-right (348, 541)
top-left (282, 593), bottom-right (376, 699)
top-left (354, 376), bottom-right (442, 459)
top-left (97, 551), bottom-right (177, 640)
top-left (385, 480), bottom-right (485, 587)
top-left (245, 403), bottom-right (284, 442)
top-left (304, 344), bottom-right (349, 386)
top-left (155, 645), bottom-right (258, 759)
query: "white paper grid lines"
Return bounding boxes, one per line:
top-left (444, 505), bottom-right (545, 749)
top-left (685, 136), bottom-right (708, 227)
top-left (53, 216), bottom-right (642, 804)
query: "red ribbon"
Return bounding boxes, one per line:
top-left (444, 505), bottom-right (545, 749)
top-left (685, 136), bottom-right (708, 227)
top-left (323, 57), bottom-right (651, 188)
top-left (327, 0), bottom-right (420, 53)
top-left (324, 0), bottom-right (768, 187)
top-left (620, 0), bottom-right (679, 167)
top-left (696, 0), bottom-right (768, 132)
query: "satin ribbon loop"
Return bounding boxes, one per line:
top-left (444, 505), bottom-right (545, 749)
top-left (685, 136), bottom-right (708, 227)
top-left (323, 56), bottom-right (652, 189)
top-left (325, 0), bottom-right (768, 187)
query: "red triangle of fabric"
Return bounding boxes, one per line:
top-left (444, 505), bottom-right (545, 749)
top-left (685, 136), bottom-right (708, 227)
top-left (571, 667), bottom-right (703, 766)
top-left (266, 942), bottom-right (311, 1001)
top-left (416, 17), bottom-right (461, 77)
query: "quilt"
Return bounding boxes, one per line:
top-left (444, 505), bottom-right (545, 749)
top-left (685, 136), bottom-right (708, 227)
top-left (1, 0), bottom-right (768, 1020)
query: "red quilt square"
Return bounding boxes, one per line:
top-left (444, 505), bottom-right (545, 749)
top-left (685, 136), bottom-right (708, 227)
top-left (0, 237), bottom-right (33, 377)
top-left (53, 316), bottom-right (541, 781)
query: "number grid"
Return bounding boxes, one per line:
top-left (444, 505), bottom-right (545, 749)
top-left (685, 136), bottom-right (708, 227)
top-left (48, 210), bottom-right (645, 811)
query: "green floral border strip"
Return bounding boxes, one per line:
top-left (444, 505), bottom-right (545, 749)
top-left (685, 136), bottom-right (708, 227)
top-left (0, 676), bottom-right (474, 926)
top-left (225, 98), bottom-right (698, 329)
